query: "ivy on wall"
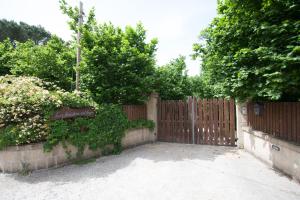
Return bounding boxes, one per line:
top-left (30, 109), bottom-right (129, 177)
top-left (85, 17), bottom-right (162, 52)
top-left (0, 76), bottom-right (155, 156)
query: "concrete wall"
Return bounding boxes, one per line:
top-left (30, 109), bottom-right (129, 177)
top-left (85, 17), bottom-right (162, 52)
top-left (0, 93), bottom-right (159, 173)
top-left (236, 102), bottom-right (248, 149)
top-left (0, 128), bottom-right (154, 173)
top-left (243, 127), bottom-right (300, 182)
top-left (236, 103), bottom-right (300, 182)
top-left (122, 128), bottom-right (155, 148)
top-left (146, 93), bottom-right (158, 140)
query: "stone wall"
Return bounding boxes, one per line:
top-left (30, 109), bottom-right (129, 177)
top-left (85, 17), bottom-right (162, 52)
top-left (242, 127), bottom-right (300, 182)
top-left (236, 103), bottom-right (300, 182)
top-left (0, 94), bottom-right (158, 173)
top-left (0, 128), bottom-right (154, 173)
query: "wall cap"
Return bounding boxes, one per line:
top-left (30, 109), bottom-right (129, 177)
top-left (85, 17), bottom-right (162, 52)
top-left (243, 126), bottom-right (300, 153)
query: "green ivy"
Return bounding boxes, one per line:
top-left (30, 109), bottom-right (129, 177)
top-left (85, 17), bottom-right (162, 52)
top-left (44, 105), bottom-right (126, 155)
top-left (43, 105), bottom-right (155, 157)
top-left (0, 76), bottom-right (155, 155)
top-left (0, 76), bottom-right (96, 149)
top-left (127, 119), bottom-right (155, 131)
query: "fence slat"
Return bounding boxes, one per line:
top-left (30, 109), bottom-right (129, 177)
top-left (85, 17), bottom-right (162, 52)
top-left (224, 100), bottom-right (230, 145)
top-left (292, 103), bottom-right (297, 142)
top-left (229, 99), bottom-right (235, 145)
top-left (157, 98), bottom-right (236, 146)
top-left (212, 99), bottom-right (217, 145)
top-left (247, 101), bottom-right (300, 145)
top-left (123, 105), bottom-right (147, 121)
top-left (219, 99), bottom-right (224, 145)
top-left (198, 99), bottom-right (203, 144)
top-left (296, 103), bottom-right (300, 144)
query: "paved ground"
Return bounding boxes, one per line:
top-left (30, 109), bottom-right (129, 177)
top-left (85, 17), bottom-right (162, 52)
top-left (0, 142), bottom-right (299, 200)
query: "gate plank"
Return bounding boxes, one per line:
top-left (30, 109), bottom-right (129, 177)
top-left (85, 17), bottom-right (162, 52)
top-left (203, 99), bottom-right (208, 144)
top-left (224, 99), bottom-right (230, 145)
top-left (198, 99), bottom-right (203, 144)
top-left (184, 100), bottom-right (189, 143)
top-left (229, 99), bottom-right (235, 145)
top-left (157, 98), bottom-right (236, 146)
top-left (214, 99), bottom-right (219, 145)
top-left (157, 98), bottom-right (161, 141)
top-left (218, 99), bottom-right (224, 145)
top-left (179, 100), bottom-right (184, 143)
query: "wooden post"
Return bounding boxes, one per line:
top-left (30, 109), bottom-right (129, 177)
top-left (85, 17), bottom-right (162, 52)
top-left (76, 1), bottom-right (83, 91)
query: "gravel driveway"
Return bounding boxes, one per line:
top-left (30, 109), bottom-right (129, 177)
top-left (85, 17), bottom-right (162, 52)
top-left (0, 142), bottom-right (299, 200)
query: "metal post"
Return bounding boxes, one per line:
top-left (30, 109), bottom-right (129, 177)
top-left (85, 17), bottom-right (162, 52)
top-left (75, 1), bottom-right (83, 91)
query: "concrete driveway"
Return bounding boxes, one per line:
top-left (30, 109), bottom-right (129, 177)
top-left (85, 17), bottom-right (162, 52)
top-left (0, 142), bottom-right (299, 200)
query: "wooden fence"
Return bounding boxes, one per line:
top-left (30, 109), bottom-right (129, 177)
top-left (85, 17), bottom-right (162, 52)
top-left (157, 98), bottom-right (236, 146)
top-left (247, 102), bottom-right (300, 144)
top-left (122, 105), bottom-right (147, 121)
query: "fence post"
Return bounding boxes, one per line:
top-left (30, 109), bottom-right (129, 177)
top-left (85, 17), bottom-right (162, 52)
top-left (236, 101), bottom-right (248, 149)
top-left (147, 93), bottom-right (159, 142)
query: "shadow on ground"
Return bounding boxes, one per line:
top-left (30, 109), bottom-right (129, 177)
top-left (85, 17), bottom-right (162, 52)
top-left (6, 142), bottom-right (237, 184)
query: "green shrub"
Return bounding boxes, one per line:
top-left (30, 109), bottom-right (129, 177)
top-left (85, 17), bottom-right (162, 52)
top-left (0, 75), bottom-right (95, 149)
top-left (43, 106), bottom-right (155, 156)
top-left (44, 104), bottom-right (128, 155)
top-left (127, 119), bottom-right (155, 131)
top-left (0, 75), bottom-right (155, 155)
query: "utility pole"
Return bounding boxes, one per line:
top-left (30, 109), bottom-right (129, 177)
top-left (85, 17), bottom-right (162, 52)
top-left (76, 1), bottom-right (83, 91)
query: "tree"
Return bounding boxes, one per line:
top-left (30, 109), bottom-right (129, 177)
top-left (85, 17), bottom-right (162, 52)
top-left (0, 19), bottom-right (51, 44)
top-left (154, 56), bottom-right (192, 100)
top-left (82, 23), bottom-right (157, 104)
top-left (189, 75), bottom-right (215, 98)
top-left (9, 36), bottom-right (75, 90)
top-left (193, 0), bottom-right (300, 101)
top-left (0, 39), bottom-right (14, 75)
top-left (59, 0), bottom-right (158, 104)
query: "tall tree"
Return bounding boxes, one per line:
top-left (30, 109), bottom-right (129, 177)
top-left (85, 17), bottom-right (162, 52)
top-left (0, 19), bottom-right (51, 44)
top-left (9, 36), bottom-right (75, 90)
top-left (59, 0), bottom-right (158, 104)
top-left (0, 39), bottom-right (14, 75)
top-left (189, 75), bottom-right (215, 98)
top-left (154, 56), bottom-right (192, 100)
top-left (82, 23), bottom-right (157, 104)
top-left (193, 0), bottom-right (300, 101)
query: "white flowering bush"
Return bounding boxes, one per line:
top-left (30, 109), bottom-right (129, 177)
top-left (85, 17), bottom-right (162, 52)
top-left (0, 75), bottom-right (95, 149)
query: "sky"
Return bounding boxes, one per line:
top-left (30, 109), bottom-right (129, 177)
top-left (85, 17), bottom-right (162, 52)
top-left (0, 0), bottom-right (217, 76)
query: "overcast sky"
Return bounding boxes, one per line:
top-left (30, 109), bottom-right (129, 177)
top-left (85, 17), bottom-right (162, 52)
top-left (0, 0), bottom-right (217, 76)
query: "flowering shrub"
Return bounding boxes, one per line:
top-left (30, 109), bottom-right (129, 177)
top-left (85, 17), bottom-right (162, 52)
top-left (0, 75), bottom-right (95, 149)
top-left (0, 75), bottom-right (155, 156)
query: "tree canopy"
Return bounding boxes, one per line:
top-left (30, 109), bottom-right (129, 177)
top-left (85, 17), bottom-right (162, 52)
top-left (0, 39), bottom-right (14, 75)
top-left (81, 23), bottom-right (157, 104)
top-left (193, 0), bottom-right (300, 101)
top-left (0, 37), bottom-right (75, 90)
top-left (154, 56), bottom-right (192, 100)
top-left (60, 0), bottom-right (158, 104)
top-left (0, 19), bottom-right (51, 44)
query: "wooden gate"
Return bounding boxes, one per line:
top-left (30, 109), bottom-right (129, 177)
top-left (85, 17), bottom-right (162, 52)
top-left (157, 98), bottom-right (236, 146)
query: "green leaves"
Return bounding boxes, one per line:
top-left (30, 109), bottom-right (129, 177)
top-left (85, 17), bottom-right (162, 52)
top-left (58, 1), bottom-right (157, 104)
top-left (81, 22), bottom-right (157, 104)
top-left (193, 0), bottom-right (300, 101)
top-left (44, 104), bottom-right (154, 156)
top-left (154, 56), bottom-right (192, 100)
top-left (0, 36), bottom-right (75, 90)
top-left (0, 39), bottom-right (14, 75)
top-left (0, 19), bottom-right (51, 44)
top-left (0, 76), bottom-right (96, 149)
